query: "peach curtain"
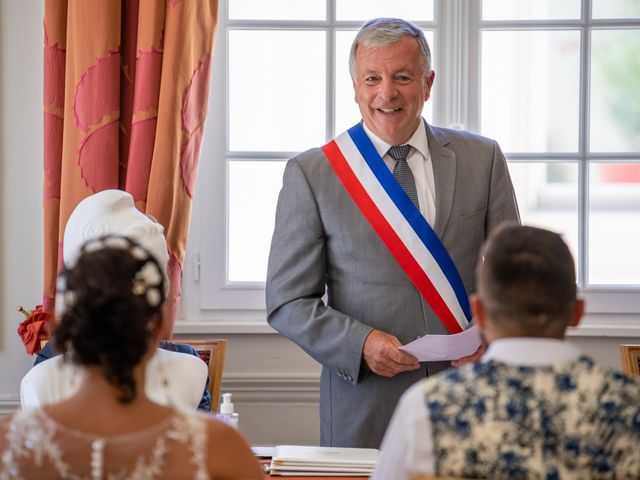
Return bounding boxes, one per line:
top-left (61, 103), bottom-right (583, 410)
top-left (42, 0), bottom-right (218, 338)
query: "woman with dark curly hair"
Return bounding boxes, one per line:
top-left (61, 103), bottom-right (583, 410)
top-left (0, 236), bottom-right (263, 479)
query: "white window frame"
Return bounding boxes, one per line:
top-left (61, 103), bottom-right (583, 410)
top-left (178, 0), bottom-right (640, 336)
top-left (463, 0), bottom-right (640, 336)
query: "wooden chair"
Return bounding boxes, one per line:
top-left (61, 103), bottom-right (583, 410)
top-left (620, 344), bottom-right (640, 376)
top-left (172, 338), bottom-right (227, 412)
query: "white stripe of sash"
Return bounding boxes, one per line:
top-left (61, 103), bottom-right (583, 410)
top-left (334, 132), bottom-right (469, 330)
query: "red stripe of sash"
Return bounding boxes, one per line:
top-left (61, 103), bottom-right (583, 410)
top-left (322, 140), bottom-right (463, 334)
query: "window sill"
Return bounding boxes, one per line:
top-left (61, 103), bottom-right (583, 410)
top-left (174, 313), bottom-right (639, 337)
top-left (567, 313), bottom-right (640, 337)
top-left (173, 314), bottom-right (275, 335)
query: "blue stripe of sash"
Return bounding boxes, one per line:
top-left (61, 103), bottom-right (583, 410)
top-left (347, 123), bottom-right (471, 322)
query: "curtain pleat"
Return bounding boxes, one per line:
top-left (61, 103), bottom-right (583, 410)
top-left (146, 0), bottom-right (218, 338)
top-left (43, 0), bottom-right (68, 313)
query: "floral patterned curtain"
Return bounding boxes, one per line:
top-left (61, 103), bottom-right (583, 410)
top-left (23, 0), bottom-right (219, 350)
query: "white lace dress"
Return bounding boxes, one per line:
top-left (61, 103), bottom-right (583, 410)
top-left (0, 407), bottom-right (210, 480)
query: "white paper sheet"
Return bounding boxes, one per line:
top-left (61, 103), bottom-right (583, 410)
top-left (399, 324), bottom-right (482, 361)
top-left (269, 445), bottom-right (379, 476)
top-left (252, 445), bottom-right (276, 458)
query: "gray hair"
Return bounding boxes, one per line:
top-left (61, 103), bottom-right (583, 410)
top-left (349, 18), bottom-right (432, 79)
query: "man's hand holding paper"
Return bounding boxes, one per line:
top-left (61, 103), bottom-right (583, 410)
top-left (399, 324), bottom-right (483, 363)
top-left (363, 330), bottom-right (420, 377)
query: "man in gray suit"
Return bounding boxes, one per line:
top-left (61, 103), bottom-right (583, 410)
top-left (266, 18), bottom-right (520, 448)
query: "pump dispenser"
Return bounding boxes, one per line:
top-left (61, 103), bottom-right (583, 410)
top-left (217, 393), bottom-right (239, 428)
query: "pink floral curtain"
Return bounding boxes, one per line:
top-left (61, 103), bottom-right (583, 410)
top-left (23, 0), bottom-right (219, 350)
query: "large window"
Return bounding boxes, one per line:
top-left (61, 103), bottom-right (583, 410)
top-left (474, 0), bottom-right (640, 315)
top-left (190, 0), bottom-right (640, 328)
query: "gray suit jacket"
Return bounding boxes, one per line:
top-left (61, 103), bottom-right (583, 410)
top-left (266, 122), bottom-right (520, 448)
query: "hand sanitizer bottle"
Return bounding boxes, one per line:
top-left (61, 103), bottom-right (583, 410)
top-left (217, 393), bottom-right (239, 428)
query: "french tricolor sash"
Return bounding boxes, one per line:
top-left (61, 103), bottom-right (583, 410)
top-left (322, 123), bottom-right (471, 334)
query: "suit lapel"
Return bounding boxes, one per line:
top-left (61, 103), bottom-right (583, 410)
top-left (426, 122), bottom-right (457, 238)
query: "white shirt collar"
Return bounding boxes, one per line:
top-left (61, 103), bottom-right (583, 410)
top-left (482, 337), bottom-right (582, 366)
top-left (361, 120), bottom-right (429, 160)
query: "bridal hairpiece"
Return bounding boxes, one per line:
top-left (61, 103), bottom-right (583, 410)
top-left (56, 235), bottom-right (166, 312)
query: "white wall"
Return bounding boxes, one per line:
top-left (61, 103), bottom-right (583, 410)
top-left (0, 0), bottom-right (638, 447)
top-left (0, 0), bottom-right (46, 416)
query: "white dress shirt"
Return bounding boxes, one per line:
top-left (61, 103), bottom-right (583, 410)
top-left (362, 121), bottom-right (437, 225)
top-left (371, 338), bottom-right (583, 480)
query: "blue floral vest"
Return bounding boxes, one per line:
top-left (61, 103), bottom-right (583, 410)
top-left (423, 356), bottom-right (640, 479)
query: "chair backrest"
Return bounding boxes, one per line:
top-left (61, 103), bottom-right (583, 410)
top-left (620, 344), bottom-right (640, 376)
top-left (172, 338), bottom-right (227, 412)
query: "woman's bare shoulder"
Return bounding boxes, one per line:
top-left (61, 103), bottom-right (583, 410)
top-left (204, 416), bottom-right (264, 479)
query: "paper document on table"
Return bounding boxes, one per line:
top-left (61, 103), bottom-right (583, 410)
top-left (269, 445), bottom-right (379, 476)
top-left (400, 324), bottom-right (482, 361)
top-left (252, 445), bottom-right (276, 458)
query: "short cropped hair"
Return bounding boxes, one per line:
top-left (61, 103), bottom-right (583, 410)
top-left (476, 224), bottom-right (577, 337)
top-left (349, 17), bottom-right (432, 79)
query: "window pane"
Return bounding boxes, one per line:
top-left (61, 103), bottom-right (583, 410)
top-left (334, 30), bottom-right (434, 136)
top-left (588, 162), bottom-right (640, 285)
top-left (482, 0), bottom-right (581, 20)
top-left (481, 30), bottom-right (580, 153)
top-left (336, 0), bottom-right (434, 21)
top-left (592, 0), bottom-right (640, 19)
top-left (228, 0), bottom-right (326, 21)
top-left (229, 30), bottom-right (326, 152)
top-left (228, 160), bottom-right (286, 282)
top-left (590, 29), bottom-right (640, 153)
top-left (508, 162), bottom-right (579, 275)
